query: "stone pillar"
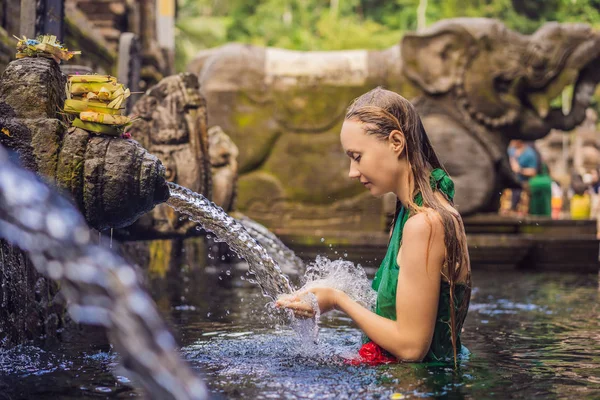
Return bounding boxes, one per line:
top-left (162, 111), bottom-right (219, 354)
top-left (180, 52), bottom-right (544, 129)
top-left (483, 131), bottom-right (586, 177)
top-left (156, 0), bottom-right (175, 75)
top-left (20, 0), bottom-right (65, 40)
top-left (117, 32), bottom-right (142, 114)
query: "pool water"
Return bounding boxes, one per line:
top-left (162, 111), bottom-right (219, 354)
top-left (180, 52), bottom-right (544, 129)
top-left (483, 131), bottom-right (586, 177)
top-left (1, 267), bottom-right (599, 399)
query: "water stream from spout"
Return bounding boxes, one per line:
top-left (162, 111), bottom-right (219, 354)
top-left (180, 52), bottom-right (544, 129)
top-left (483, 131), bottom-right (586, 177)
top-left (0, 147), bottom-right (207, 400)
top-left (166, 183), bottom-right (375, 331)
top-left (233, 212), bottom-right (305, 275)
top-left (167, 183), bottom-right (294, 299)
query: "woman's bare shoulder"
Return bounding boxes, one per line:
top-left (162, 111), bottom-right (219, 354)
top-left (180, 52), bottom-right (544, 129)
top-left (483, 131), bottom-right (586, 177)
top-left (403, 210), bottom-right (444, 242)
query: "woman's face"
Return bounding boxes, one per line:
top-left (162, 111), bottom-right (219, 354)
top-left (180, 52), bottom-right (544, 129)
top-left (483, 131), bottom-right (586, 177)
top-left (340, 119), bottom-right (401, 197)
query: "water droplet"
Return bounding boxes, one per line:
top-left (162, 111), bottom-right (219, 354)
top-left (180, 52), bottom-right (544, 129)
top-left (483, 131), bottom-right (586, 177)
top-left (320, 238), bottom-right (325, 243)
top-left (225, 270), bottom-right (231, 276)
top-left (344, 253), bottom-right (348, 257)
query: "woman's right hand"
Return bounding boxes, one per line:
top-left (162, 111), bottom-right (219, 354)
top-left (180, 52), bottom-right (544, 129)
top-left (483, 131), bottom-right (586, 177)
top-left (275, 292), bottom-right (316, 318)
top-left (275, 287), bottom-right (341, 318)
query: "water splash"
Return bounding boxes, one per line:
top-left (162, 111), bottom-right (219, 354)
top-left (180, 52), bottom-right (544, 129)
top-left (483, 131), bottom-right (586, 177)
top-left (233, 212), bottom-right (304, 275)
top-left (0, 146), bottom-right (207, 400)
top-left (300, 256), bottom-right (376, 310)
top-left (290, 292), bottom-right (321, 345)
top-left (167, 183), bottom-right (293, 299)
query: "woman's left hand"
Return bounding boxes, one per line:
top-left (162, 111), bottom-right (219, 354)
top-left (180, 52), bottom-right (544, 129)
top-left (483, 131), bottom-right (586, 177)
top-left (275, 287), bottom-right (341, 318)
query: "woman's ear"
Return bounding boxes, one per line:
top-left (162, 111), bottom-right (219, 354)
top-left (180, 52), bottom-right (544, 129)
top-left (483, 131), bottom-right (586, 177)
top-left (388, 130), bottom-right (405, 156)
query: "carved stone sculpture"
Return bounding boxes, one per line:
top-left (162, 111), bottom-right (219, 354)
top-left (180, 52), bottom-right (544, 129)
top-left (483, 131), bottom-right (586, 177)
top-left (189, 18), bottom-right (600, 230)
top-left (0, 57), bottom-right (169, 346)
top-left (538, 108), bottom-right (600, 178)
top-left (0, 58), bottom-right (169, 230)
top-left (118, 72), bottom-right (212, 239)
top-left (208, 125), bottom-right (239, 212)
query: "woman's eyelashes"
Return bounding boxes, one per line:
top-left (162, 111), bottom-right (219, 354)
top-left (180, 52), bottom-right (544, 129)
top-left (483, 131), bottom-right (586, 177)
top-left (345, 150), bottom-right (361, 163)
top-left (349, 152), bottom-right (361, 162)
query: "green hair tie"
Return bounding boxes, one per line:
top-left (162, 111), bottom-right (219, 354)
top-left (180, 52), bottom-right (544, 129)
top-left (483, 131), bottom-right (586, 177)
top-left (430, 168), bottom-right (455, 201)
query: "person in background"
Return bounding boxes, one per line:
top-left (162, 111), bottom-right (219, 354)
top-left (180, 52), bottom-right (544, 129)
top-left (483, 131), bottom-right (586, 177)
top-left (587, 168), bottom-right (600, 238)
top-left (551, 179), bottom-right (564, 220)
top-left (570, 173), bottom-right (591, 220)
top-left (589, 168), bottom-right (600, 195)
top-left (508, 140), bottom-right (538, 213)
top-left (526, 144), bottom-right (552, 217)
top-left (528, 161), bottom-right (552, 217)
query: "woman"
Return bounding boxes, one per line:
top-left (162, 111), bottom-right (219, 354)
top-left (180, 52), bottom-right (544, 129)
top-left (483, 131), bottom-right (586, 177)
top-left (276, 88), bottom-right (471, 366)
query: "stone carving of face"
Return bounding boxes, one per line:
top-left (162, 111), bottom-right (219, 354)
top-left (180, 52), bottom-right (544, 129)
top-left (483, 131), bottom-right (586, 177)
top-left (208, 125), bottom-right (239, 212)
top-left (127, 73), bottom-right (211, 235)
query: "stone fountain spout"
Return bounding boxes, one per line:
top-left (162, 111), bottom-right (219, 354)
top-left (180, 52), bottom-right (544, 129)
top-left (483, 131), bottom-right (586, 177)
top-left (0, 57), bottom-right (169, 231)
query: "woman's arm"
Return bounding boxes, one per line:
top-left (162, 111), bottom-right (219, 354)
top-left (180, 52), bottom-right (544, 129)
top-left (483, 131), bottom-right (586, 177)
top-left (337, 212), bottom-right (444, 361)
top-left (277, 211), bottom-right (445, 361)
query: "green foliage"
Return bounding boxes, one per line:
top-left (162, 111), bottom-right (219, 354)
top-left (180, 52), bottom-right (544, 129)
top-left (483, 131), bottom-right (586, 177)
top-left (175, 0), bottom-right (600, 71)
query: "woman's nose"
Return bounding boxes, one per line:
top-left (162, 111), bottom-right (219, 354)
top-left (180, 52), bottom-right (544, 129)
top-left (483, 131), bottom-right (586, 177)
top-left (348, 162), bottom-right (360, 179)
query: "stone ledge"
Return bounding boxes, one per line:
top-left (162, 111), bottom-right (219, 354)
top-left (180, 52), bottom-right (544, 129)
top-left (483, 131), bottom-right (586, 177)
top-left (277, 229), bottom-right (599, 273)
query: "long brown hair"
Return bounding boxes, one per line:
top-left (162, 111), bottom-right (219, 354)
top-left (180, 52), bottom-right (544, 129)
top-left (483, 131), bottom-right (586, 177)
top-left (345, 87), bottom-right (471, 365)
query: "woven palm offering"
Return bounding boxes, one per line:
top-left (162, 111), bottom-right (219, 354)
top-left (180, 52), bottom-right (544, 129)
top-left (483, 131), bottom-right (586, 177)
top-left (15, 34), bottom-right (80, 63)
top-left (64, 75), bottom-right (133, 136)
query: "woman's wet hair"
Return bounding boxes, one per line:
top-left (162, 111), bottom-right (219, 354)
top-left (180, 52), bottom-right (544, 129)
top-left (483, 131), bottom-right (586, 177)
top-left (345, 86), bottom-right (471, 365)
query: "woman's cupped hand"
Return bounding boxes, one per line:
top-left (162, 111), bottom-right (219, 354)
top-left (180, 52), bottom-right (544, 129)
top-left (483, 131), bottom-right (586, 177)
top-left (275, 287), bottom-right (342, 319)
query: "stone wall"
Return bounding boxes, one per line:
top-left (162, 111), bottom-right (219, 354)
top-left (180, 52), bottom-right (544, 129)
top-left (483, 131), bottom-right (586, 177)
top-left (0, 240), bottom-right (64, 347)
top-left (0, 0), bottom-right (174, 86)
top-left (0, 1), bottom-right (19, 71)
top-left (0, 57), bottom-right (68, 347)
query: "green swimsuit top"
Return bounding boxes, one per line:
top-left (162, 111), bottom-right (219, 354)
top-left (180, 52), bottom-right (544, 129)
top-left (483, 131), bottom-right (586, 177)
top-left (370, 169), bottom-right (469, 362)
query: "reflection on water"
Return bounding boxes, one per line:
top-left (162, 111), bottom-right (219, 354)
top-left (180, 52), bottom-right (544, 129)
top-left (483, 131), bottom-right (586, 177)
top-left (1, 267), bottom-right (599, 399)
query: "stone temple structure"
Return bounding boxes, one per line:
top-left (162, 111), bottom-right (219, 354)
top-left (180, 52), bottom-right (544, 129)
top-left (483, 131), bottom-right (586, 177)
top-left (0, 0), bottom-right (175, 92)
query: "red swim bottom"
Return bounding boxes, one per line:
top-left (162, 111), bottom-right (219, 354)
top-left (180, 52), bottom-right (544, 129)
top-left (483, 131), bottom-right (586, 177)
top-left (345, 341), bottom-right (397, 366)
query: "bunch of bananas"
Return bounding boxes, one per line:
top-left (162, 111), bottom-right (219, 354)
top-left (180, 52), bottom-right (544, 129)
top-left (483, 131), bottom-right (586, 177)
top-left (15, 34), bottom-right (80, 63)
top-left (64, 75), bottom-right (132, 136)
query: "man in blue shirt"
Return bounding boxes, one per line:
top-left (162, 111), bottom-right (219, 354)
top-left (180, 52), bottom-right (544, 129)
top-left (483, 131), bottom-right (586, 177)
top-left (508, 140), bottom-right (538, 211)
